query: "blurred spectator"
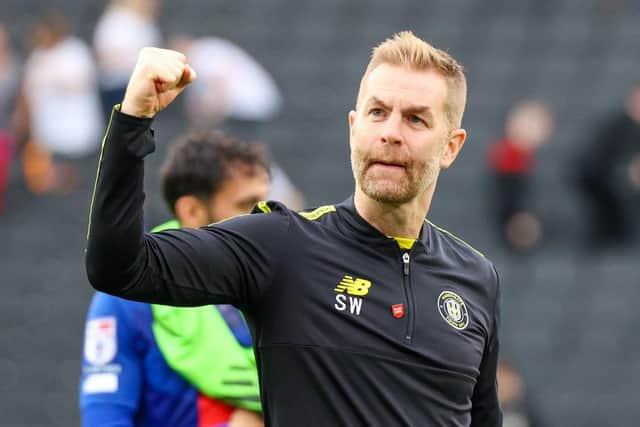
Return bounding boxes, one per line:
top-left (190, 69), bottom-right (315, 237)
top-left (487, 100), bottom-right (554, 252)
top-left (0, 23), bottom-right (19, 130)
top-left (14, 10), bottom-right (102, 194)
top-left (630, 153), bottom-right (640, 190)
top-left (170, 35), bottom-right (304, 210)
top-left (0, 130), bottom-right (12, 213)
top-left (497, 359), bottom-right (547, 427)
top-left (575, 84), bottom-right (640, 252)
top-left (0, 22), bottom-right (19, 212)
top-left (80, 130), bottom-right (268, 427)
top-left (170, 35), bottom-right (282, 130)
top-left (93, 0), bottom-right (162, 117)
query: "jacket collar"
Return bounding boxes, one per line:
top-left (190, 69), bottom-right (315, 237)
top-left (335, 196), bottom-right (430, 251)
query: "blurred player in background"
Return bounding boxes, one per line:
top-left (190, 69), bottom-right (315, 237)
top-left (80, 130), bottom-right (269, 427)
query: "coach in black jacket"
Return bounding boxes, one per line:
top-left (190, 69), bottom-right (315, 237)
top-left (86, 31), bottom-right (502, 426)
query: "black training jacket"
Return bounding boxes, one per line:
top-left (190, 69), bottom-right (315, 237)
top-left (86, 108), bottom-right (502, 427)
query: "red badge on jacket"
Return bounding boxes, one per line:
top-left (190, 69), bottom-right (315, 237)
top-left (391, 304), bottom-right (405, 319)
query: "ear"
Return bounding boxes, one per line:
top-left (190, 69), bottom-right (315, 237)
top-left (348, 110), bottom-right (357, 138)
top-left (440, 128), bottom-right (467, 169)
top-left (174, 195), bottom-right (207, 228)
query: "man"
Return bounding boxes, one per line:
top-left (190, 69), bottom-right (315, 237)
top-left (575, 83), bottom-right (640, 251)
top-left (16, 10), bottom-right (103, 194)
top-left (86, 31), bottom-right (502, 426)
top-left (486, 99), bottom-right (554, 251)
top-left (80, 131), bottom-right (270, 426)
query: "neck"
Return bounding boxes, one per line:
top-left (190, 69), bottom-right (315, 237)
top-left (353, 185), bottom-right (436, 239)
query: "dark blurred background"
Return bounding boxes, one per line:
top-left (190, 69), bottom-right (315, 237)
top-left (1, 0), bottom-right (639, 426)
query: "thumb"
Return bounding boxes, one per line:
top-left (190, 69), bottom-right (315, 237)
top-left (177, 65), bottom-right (197, 89)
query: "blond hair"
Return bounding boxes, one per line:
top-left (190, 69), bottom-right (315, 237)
top-left (356, 31), bottom-right (467, 129)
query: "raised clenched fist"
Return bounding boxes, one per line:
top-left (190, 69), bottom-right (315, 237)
top-left (120, 47), bottom-right (197, 118)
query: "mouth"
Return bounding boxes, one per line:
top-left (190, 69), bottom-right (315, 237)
top-left (369, 160), bottom-right (407, 171)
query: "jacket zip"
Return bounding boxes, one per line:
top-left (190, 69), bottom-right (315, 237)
top-left (402, 251), bottom-right (415, 343)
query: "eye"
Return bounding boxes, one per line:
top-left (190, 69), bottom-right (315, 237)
top-left (408, 114), bottom-right (426, 125)
top-left (368, 108), bottom-right (384, 117)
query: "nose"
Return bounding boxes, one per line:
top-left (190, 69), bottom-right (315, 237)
top-left (380, 112), bottom-right (403, 145)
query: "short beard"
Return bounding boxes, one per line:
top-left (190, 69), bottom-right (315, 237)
top-left (351, 147), bottom-right (441, 205)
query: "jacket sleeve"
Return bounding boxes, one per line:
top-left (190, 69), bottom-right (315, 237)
top-left (80, 293), bottom-right (143, 427)
top-left (85, 108), bottom-right (290, 311)
top-left (470, 266), bottom-right (503, 427)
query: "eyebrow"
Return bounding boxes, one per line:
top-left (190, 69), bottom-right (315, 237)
top-left (366, 96), bottom-right (434, 121)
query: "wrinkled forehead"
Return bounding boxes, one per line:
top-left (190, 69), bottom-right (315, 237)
top-left (358, 64), bottom-right (448, 113)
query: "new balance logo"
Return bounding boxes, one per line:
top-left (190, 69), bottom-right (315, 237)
top-left (334, 276), bottom-right (371, 296)
top-left (334, 275), bottom-right (371, 316)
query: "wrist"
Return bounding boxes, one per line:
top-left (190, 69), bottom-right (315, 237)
top-left (120, 99), bottom-right (155, 119)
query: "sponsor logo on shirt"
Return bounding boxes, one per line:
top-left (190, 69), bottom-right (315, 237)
top-left (437, 291), bottom-right (469, 330)
top-left (334, 276), bottom-right (372, 316)
top-left (334, 276), bottom-right (371, 296)
top-left (82, 373), bottom-right (118, 394)
top-left (84, 317), bottom-right (117, 366)
top-left (82, 317), bottom-right (121, 394)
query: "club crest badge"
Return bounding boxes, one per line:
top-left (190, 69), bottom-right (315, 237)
top-left (437, 291), bottom-right (469, 330)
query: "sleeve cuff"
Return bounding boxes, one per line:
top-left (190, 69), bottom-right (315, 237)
top-left (105, 104), bottom-right (156, 158)
top-left (112, 104), bottom-right (155, 127)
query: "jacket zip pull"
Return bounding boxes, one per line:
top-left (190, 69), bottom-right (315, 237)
top-left (402, 252), bottom-right (410, 276)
